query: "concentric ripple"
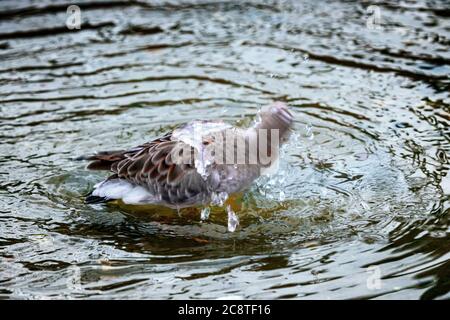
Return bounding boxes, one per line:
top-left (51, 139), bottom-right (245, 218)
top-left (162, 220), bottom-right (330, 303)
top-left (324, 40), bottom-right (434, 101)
top-left (0, 0), bottom-right (448, 299)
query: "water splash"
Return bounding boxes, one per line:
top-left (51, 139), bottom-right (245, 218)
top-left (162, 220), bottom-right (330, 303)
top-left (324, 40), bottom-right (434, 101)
top-left (227, 205), bottom-right (239, 232)
top-left (200, 207), bottom-right (210, 221)
top-left (172, 121), bottom-right (232, 179)
top-left (302, 53), bottom-right (309, 63)
top-left (253, 106), bottom-right (263, 127)
top-left (211, 192), bottom-right (229, 206)
top-left (303, 123), bottom-right (315, 140)
top-left (194, 156), bottom-right (212, 179)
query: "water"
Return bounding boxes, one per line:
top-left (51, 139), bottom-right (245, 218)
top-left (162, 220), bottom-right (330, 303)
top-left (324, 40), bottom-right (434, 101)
top-left (200, 207), bottom-right (210, 221)
top-left (172, 119), bottom-right (232, 178)
top-left (227, 206), bottom-right (239, 232)
top-left (0, 0), bottom-right (449, 299)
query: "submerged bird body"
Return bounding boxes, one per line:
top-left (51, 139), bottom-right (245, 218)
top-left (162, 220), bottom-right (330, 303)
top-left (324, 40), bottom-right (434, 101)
top-left (81, 102), bottom-right (293, 209)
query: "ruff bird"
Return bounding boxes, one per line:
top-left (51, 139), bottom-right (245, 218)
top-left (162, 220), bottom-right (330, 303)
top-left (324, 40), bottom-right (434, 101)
top-left (79, 102), bottom-right (293, 209)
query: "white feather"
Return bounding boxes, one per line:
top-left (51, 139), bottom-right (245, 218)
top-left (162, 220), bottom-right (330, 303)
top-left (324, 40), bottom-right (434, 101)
top-left (92, 179), bottom-right (156, 204)
top-left (122, 185), bottom-right (156, 204)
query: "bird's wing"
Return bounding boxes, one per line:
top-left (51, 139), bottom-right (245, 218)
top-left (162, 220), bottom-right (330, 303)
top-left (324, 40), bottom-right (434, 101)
top-left (83, 132), bottom-right (211, 206)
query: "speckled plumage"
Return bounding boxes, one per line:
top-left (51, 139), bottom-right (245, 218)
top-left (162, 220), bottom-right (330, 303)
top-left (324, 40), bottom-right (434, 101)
top-left (80, 102), bottom-right (293, 208)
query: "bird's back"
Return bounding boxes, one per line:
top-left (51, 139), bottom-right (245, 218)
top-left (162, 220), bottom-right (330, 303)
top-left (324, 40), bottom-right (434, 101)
top-left (81, 102), bottom-right (293, 208)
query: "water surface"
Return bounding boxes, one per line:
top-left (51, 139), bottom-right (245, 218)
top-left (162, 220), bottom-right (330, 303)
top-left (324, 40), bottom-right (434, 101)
top-left (0, 0), bottom-right (449, 299)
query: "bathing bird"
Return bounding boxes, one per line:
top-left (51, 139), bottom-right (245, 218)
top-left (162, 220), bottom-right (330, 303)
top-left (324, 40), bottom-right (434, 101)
top-left (79, 102), bottom-right (293, 209)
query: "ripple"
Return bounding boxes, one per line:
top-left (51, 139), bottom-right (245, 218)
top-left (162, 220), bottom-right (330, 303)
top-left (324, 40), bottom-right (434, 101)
top-left (0, 0), bottom-right (448, 300)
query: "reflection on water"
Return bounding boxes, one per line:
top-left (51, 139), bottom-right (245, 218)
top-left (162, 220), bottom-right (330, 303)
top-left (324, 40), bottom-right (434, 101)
top-left (0, 0), bottom-right (449, 299)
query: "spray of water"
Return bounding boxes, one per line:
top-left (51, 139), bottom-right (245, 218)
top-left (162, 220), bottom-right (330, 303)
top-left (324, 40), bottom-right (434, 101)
top-left (227, 205), bottom-right (239, 232)
top-left (200, 207), bottom-right (210, 221)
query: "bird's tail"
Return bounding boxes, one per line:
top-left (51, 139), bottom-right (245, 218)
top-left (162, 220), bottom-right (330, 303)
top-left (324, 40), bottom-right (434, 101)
top-left (74, 150), bottom-right (127, 170)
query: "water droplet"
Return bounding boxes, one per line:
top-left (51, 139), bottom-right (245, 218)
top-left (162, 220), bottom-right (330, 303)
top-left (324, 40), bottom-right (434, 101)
top-left (200, 207), bottom-right (210, 221)
top-left (172, 121), bottom-right (232, 180)
top-left (360, 200), bottom-right (370, 210)
top-left (303, 123), bottom-right (315, 140)
top-left (227, 206), bottom-right (239, 232)
top-left (211, 192), bottom-right (229, 206)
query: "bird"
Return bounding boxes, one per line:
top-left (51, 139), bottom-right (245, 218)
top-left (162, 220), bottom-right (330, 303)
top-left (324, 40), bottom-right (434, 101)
top-left (78, 102), bottom-right (293, 210)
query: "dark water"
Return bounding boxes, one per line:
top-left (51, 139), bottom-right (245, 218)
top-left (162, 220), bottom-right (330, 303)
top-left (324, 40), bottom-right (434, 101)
top-left (0, 0), bottom-right (449, 299)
